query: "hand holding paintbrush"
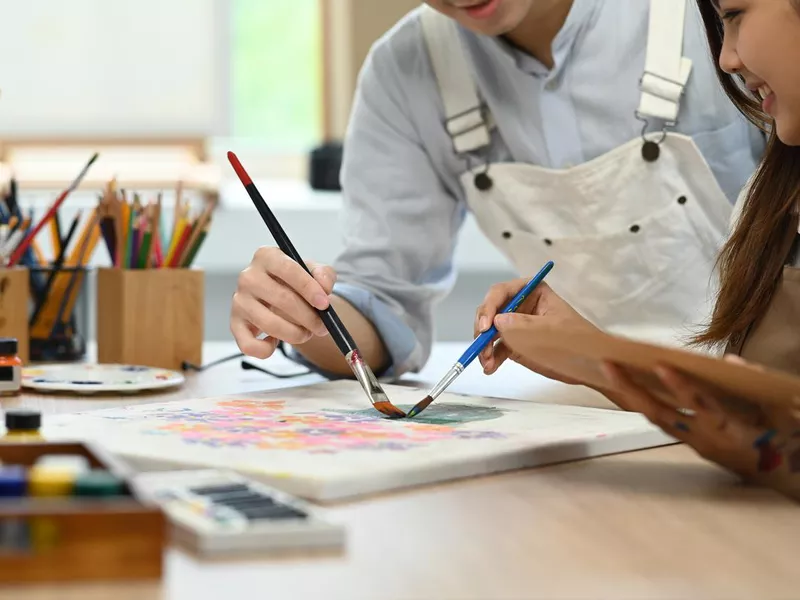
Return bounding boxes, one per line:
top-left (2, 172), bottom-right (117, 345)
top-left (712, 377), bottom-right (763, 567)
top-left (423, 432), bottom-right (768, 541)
top-left (407, 261), bottom-right (554, 418)
top-left (227, 151), bottom-right (405, 419)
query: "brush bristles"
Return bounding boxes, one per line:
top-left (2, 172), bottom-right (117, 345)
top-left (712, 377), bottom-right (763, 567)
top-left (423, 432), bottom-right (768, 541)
top-left (373, 401), bottom-right (406, 419)
top-left (407, 395), bottom-right (434, 418)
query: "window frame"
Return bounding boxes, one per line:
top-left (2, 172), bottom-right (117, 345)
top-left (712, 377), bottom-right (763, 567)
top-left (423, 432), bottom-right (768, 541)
top-left (208, 0), bottom-right (344, 182)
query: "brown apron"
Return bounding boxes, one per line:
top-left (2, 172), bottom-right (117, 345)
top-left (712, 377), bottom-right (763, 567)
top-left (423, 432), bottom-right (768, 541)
top-left (726, 266), bottom-right (800, 375)
top-left (724, 258), bottom-right (800, 432)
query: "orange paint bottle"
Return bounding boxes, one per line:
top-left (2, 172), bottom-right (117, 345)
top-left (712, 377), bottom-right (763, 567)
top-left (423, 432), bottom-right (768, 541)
top-left (0, 338), bottom-right (22, 396)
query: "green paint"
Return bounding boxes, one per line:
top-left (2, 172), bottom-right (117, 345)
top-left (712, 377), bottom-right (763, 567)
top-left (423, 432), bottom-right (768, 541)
top-left (345, 403), bottom-right (505, 426)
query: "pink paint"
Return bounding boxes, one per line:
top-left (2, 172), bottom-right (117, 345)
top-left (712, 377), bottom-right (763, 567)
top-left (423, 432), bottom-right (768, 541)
top-left (138, 399), bottom-right (506, 454)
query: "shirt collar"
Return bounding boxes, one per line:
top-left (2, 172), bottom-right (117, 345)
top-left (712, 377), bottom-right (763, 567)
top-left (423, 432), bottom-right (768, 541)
top-left (458, 0), bottom-right (600, 77)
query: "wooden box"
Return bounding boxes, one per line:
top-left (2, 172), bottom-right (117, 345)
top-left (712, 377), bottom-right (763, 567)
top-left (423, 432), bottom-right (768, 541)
top-left (0, 441), bottom-right (166, 583)
top-left (0, 266), bottom-right (30, 364)
top-left (96, 268), bottom-right (203, 370)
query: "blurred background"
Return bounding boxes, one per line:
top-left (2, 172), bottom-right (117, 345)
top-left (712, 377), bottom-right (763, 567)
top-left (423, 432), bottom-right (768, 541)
top-left (0, 0), bottom-right (515, 346)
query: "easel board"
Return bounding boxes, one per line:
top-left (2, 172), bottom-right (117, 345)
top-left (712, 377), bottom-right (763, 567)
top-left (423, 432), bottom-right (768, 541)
top-left (42, 380), bottom-right (677, 501)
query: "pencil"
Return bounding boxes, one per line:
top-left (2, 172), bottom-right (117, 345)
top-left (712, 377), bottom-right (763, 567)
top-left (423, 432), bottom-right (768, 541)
top-left (182, 218), bottom-right (210, 268)
top-left (138, 205), bottom-right (153, 269)
top-left (111, 181), bottom-right (124, 267)
top-left (123, 201), bottom-right (135, 269)
top-left (147, 194), bottom-right (162, 268)
top-left (169, 181), bottom-right (183, 257)
top-left (154, 234), bottom-right (164, 268)
top-left (130, 212), bottom-right (142, 269)
top-left (178, 199), bottom-right (216, 267)
top-left (99, 204), bottom-right (116, 265)
top-left (165, 212), bottom-right (188, 267)
top-left (168, 220), bottom-right (193, 268)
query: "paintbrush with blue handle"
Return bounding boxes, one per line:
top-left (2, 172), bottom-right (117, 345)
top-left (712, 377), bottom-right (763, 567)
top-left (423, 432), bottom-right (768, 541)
top-left (407, 261), bottom-right (554, 418)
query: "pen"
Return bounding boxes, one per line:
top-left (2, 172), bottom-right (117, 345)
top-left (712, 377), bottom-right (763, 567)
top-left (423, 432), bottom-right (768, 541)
top-left (407, 261), bottom-right (554, 418)
top-left (227, 151), bottom-right (406, 419)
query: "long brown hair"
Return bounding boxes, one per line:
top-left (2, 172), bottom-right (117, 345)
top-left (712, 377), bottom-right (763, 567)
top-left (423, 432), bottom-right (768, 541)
top-left (693, 0), bottom-right (800, 347)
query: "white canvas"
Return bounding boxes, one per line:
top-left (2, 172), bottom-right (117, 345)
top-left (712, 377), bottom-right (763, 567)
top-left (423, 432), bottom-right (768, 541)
top-left (42, 380), bottom-right (677, 501)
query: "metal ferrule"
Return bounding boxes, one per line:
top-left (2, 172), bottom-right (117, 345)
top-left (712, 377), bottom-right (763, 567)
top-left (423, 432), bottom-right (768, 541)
top-left (427, 362), bottom-right (464, 401)
top-left (346, 350), bottom-right (386, 405)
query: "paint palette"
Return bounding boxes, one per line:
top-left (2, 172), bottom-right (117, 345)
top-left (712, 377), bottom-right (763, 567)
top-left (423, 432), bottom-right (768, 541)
top-left (131, 469), bottom-right (345, 556)
top-left (22, 363), bottom-right (184, 394)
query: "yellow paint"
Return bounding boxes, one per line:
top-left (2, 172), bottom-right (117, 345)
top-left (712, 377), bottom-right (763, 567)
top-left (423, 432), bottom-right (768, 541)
top-left (0, 430), bottom-right (44, 443)
top-left (28, 466), bottom-right (75, 497)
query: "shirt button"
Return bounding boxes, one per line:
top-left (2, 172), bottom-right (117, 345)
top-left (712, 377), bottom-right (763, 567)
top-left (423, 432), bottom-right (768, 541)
top-left (545, 80), bottom-right (557, 91)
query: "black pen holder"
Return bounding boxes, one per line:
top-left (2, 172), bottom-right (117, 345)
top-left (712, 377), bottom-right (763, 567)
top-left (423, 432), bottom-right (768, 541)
top-left (28, 266), bottom-right (90, 362)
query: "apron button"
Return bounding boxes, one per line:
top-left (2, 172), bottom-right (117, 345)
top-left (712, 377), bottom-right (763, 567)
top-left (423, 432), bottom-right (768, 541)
top-left (678, 196), bottom-right (687, 205)
top-left (544, 239), bottom-right (552, 246)
top-left (474, 172), bottom-right (493, 191)
top-left (630, 225), bottom-right (640, 233)
top-left (641, 141), bottom-right (660, 162)
top-left (502, 231), bottom-right (512, 239)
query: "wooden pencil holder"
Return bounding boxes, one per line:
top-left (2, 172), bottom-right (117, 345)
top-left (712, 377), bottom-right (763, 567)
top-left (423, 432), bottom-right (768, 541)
top-left (96, 268), bottom-right (203, 370)
top-left (0, 266), bottom-right (30, 364)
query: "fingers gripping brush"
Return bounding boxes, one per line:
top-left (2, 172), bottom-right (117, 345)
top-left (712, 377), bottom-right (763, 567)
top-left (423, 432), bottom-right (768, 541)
top-left (227, 151), bottom-right (405, 419)
top-left (407, 261), bottom-right (554, 418)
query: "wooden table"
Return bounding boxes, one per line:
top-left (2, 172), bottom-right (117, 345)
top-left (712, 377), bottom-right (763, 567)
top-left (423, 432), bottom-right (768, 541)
top-left (2, 343), bottom-right (799, 600)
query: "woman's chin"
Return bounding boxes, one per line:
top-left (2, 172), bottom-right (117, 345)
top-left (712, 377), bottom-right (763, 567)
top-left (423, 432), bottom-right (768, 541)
top-left (775, 118), bottom-right (800, 146)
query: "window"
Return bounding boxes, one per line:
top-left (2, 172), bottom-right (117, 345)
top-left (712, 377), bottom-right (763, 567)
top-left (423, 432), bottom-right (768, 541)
top-left (229, 0), bottom-right (323, 155)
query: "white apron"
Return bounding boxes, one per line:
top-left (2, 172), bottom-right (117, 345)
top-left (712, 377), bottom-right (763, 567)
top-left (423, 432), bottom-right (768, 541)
top-left (421, 0), bottom-right (732, 346)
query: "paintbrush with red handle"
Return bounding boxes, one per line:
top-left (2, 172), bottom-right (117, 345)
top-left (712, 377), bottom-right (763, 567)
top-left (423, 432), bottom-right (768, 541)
top-left (227, 151), bottom-right (405, 419)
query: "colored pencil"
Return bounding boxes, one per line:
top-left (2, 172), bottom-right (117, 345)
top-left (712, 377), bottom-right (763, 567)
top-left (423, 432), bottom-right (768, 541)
top-left (182, 219), bottom-right (210, 268)
top-left (168, 221), bottom-right (192, 268)
top-left (147, 194), bottom-right (162, 268)
top-left (154, 234), bottom-right (164, 268)
top-left (138, 205), bottom-right (153, 269)
top-left (123, 199), bottom-right (135, 269)
top-left (177, 197), bottom-right (215, 267)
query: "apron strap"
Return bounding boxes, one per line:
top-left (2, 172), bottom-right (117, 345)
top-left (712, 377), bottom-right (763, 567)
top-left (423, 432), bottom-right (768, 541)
top-left (637, 0), bottom-right (693, 124)
top-left (420, 6), bottom-right (492, 154)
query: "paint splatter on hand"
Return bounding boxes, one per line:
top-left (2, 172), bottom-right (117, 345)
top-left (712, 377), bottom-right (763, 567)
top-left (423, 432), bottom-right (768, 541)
top-left (601, 361), bottom-right (800, 497)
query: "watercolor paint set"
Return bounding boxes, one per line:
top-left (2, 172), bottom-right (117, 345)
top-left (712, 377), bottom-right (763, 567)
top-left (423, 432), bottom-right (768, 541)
top-left (0, 434), bottom-right (166, 584)
top-left (132, 469), bottom-right (345, 557)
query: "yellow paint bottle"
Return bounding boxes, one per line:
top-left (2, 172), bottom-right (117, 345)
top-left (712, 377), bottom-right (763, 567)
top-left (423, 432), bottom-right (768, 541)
top-left (1, 410), bottom-right (44, 443)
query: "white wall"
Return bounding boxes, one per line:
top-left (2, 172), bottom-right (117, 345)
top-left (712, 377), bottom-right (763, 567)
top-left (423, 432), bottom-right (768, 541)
top-left (0, 0), bottom-right (226, 138)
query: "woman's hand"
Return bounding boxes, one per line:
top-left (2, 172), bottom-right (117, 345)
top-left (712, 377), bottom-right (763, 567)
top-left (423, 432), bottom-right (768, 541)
top-left (474, 280), bottom-right (596, 381)
top-left (601, 360), bottom-right (800, 486)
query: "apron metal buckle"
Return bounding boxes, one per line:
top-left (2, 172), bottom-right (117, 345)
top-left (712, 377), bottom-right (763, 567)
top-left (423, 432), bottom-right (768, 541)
top-left (465, 153), bottom-right (493, 191)
top-left (635, 111), bottom-right (675, 163)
